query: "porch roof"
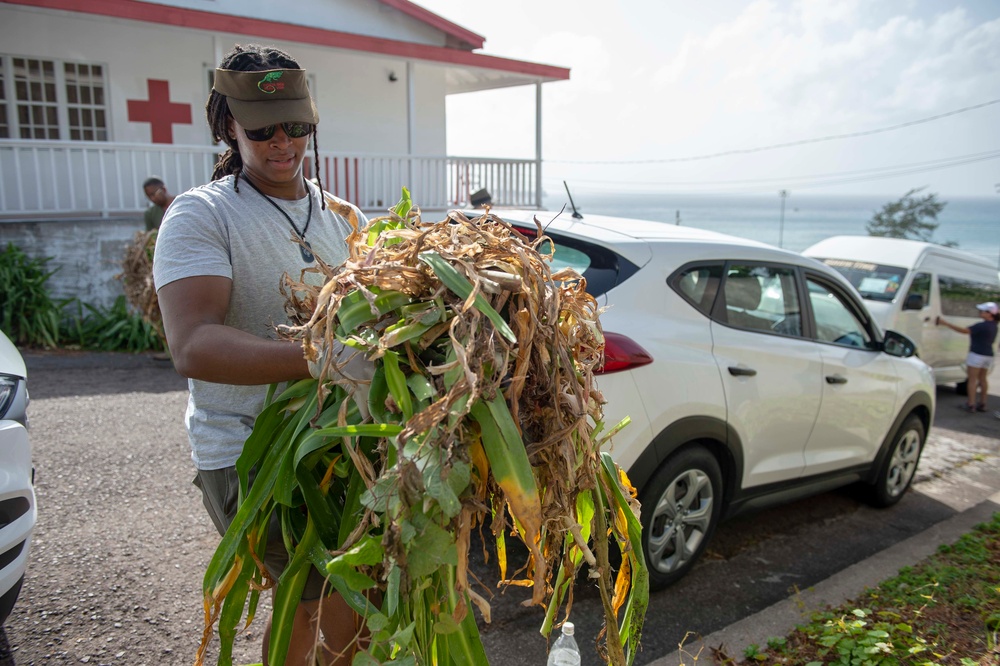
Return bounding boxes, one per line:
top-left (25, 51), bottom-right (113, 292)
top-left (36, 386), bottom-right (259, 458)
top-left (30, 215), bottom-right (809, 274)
top-left (6, 0), bottom-right (570, 94)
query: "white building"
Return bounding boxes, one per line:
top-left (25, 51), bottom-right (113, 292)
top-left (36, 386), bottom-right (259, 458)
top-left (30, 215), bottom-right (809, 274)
top-left (0, 0), bottom-right (570, 306)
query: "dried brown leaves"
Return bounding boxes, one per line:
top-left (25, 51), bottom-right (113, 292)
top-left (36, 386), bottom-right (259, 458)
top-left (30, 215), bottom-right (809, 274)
top-left (280, 200), bottom-right (608, 606)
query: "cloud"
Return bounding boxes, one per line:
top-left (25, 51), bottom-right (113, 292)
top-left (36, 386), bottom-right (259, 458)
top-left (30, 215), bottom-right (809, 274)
top-left (644, 3), bottom-right (1000, 137)
top-left (430, 0), bottom-right (1000, 194)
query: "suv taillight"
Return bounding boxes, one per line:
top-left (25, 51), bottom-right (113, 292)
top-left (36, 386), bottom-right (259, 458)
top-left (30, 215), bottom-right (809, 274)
top-left (598, 332), bottom-right (653, 374)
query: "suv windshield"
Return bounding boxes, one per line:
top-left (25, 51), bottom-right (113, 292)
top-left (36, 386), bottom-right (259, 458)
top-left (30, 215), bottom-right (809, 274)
top-left (815, 258), bottom-right (908, 302)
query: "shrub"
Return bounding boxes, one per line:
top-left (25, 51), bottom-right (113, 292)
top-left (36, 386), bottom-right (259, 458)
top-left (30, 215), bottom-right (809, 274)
top-left (63, 296), bottom-right (165, 353)
top-left (0, 243), bottom-right (63, 348)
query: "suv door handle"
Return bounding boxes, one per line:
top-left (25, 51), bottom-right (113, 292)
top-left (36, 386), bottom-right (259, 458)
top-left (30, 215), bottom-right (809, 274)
top-left (728, 366), bottom-right (757, 377)
top-left (826, 374), bottom-right (848, 384)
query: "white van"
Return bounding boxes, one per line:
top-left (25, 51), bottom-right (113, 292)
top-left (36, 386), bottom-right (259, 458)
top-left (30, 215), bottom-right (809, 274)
top-left (803, 236), bottom-right (1000, 388)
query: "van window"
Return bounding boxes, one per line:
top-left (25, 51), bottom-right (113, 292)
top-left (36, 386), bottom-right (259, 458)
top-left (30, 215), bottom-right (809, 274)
top-left (670, 263), bottom-right (723, 316)
top-left (905, 272), bottom-right (931, 307)
top-left (939, 275), bottom-right (1000, 317)
top-left (807, 278), bottom-right (876, 349)
top-left (815, 258), bottom-right (907, 302)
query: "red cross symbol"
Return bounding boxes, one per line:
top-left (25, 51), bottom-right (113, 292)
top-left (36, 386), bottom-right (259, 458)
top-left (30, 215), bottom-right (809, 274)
top-left (127, 79), bottom-right (192, 144)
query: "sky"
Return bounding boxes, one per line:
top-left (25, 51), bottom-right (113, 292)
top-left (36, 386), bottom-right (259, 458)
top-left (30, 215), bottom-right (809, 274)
top-left (416, 0), bottom-right (1000, 199)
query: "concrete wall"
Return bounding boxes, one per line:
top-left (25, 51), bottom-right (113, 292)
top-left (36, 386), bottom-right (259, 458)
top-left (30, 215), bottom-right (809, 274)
top-left (2, 218), bottom-right (144, 311)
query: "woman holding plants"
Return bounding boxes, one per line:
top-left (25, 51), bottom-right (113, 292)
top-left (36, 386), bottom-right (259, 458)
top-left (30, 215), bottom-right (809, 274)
top-left (153, 43), bottom-right (369, 665)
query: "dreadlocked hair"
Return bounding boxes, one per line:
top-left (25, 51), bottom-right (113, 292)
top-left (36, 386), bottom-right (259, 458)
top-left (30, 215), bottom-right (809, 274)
top-left (206, 43), bottom-right (327, 208)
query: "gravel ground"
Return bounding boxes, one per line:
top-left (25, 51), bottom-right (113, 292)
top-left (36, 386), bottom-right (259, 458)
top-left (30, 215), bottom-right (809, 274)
top-left (3, 350), bottom-right (997, 666)
top-left (2, 351), bottom-right (263, 666)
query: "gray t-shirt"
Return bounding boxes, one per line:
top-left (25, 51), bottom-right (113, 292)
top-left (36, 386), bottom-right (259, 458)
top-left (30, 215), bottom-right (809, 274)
top-left (152, 175), bottom-right (365, 470)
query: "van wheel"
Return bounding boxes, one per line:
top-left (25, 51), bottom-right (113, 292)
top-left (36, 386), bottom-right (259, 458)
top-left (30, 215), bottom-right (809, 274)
top-left (640, 446), bottom-right (723, 590)
top-left (955, 381), bottom-right (968, 396)
top-left (867, 415), bottom-right (924, 508)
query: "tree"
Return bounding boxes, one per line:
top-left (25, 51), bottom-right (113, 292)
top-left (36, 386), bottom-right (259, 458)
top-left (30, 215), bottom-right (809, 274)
top-left (866, 188), bottom-right (946, 242)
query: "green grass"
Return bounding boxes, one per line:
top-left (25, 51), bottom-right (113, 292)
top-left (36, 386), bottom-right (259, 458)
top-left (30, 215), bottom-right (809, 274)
top-left (731, 512), bottom-right (1000, 664)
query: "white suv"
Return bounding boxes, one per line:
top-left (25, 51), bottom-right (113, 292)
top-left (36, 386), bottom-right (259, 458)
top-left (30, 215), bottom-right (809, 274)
top-left (484, 209), bottom-right (935, 590)
top-left (0, 329), bottom-right (34, 624)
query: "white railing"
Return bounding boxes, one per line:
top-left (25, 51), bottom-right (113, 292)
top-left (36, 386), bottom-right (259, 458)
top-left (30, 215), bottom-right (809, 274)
top-left (0, 139), bottom-right (539, 217)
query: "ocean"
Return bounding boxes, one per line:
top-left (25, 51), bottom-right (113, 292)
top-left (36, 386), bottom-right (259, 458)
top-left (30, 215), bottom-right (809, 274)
top-left (540, 191), bottom-right (1000, 267)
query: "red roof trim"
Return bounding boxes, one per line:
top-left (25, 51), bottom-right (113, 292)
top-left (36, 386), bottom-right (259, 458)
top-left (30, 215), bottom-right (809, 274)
top-left (376, 0), bottom-right (485, 50)
top-left (5, 0), bottom-right (569, 80)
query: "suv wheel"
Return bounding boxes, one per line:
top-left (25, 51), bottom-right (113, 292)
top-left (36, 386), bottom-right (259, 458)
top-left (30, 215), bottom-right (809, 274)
top-left (640, 446), bottom-right (723, 590)
top-left (867, 415), bottom-right (924, 508)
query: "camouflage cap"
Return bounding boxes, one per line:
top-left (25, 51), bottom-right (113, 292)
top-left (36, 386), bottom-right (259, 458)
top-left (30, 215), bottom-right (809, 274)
top-left (213, 68), bottom-right (319, 130)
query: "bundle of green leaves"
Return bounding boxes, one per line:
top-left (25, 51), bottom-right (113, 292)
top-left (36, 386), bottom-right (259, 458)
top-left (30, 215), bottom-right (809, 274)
top-left (197, 190), bottom-right (647, 666)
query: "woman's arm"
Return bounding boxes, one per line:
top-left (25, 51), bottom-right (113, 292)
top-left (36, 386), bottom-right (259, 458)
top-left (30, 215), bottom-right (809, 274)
top-left (159, 275), bottom-right (309, 385)
top-left (935, 317), bottom-right (970, 335)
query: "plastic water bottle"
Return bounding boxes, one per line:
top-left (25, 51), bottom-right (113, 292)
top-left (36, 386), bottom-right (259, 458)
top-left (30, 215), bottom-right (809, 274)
top-left (546, 621), bottom-right (581, 666)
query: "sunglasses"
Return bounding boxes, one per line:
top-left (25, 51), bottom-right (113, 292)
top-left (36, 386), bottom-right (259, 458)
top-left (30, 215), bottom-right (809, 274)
top-left (243, 122), bottom-right (314, 142)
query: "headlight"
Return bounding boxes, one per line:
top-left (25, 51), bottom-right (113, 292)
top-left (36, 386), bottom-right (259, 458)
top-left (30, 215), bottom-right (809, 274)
top-left (0, 375), bottom-right (17, 416)
top-left (0, 374), bottom-right (26, 424)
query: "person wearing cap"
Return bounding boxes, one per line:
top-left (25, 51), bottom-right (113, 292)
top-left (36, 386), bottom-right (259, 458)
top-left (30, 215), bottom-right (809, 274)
top-left (152, 44), bottom-right (369, 665)
top-left (936, 302), bottom-right (998, 413)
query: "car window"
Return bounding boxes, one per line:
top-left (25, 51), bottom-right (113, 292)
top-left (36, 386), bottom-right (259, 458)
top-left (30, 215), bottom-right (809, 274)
top-left (905, 272), bottom-right (931, 307)
top-left (505, 222), bottom-right (639, 297)
top-left (670, 263), bottom-right (723, 316)
top-left (807, 278), bottom-right (876, 349)
top-left (720, 264), bottom-right (802, 336)
top-left (531, 238), bottom-right (592, 274)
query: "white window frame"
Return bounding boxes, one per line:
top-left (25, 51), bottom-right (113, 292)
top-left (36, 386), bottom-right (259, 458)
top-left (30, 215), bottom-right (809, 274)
top-left (0, 53), bottom-right (111, 142)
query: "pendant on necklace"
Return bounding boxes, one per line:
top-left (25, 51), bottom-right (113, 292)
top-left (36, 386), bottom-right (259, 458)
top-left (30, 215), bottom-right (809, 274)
top-left (299, 239), bottom-right (314, 263)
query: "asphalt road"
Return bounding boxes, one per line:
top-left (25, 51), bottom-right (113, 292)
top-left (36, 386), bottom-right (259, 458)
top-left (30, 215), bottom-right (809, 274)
top-left (3, 350), bottom-right (999, 665)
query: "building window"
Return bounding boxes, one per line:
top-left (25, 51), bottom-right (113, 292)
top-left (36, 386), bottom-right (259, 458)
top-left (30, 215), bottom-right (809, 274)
top-left (65, 62), bottom-right (107, 141)
top-left (2, 55), bottom-right (109, 141)
top-left (13, 57), bottom-right (59, 139)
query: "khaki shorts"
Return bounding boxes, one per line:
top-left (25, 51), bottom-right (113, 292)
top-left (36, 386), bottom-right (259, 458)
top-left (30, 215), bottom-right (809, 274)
top-left (194, 466), bottom-right (331, 601)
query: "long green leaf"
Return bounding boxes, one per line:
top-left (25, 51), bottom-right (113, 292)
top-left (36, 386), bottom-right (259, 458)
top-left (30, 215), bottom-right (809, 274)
top-left (296, 465), bottom-right (343, 550)
top-left (216, 541), bottom-right (258, 665)
top-left (273, 389), bottom-right (320, 506)
top-left (267, 517), bottom-right (319, 666)
top-left (417, 251), bottom-right (516, 343)
top-left (337, 289), bottom-right (413, 336)
top-left (471, 397), bottom-right (538, 501)
top-left (442, 566), bottom-right (489, 666)
top-left (600, 452), bottom-right (649, 665)
top-left (339, 463), bottom-right (369, 547)
top-left (237, 379), bottom-right (317, 491)
top-left (204, 430), bottom-right (294, 591)
top-left (382, 351), bottom-right (414, 420)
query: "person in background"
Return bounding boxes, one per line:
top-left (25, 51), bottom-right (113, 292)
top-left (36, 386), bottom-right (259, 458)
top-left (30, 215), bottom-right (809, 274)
top-left (141, 177), bottom-right (175, 231)
top-left (152, 43), bottom-right (369, 665)
top-left (936, 301), bottom-right (998, 413)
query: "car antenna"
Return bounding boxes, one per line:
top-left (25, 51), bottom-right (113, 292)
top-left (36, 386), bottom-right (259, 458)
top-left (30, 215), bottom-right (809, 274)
top-left (563, 181), bottom-right (584, 219)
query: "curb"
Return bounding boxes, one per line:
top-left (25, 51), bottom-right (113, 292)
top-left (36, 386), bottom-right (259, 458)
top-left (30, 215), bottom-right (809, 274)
top-left (648, 490), bottom-right (1000, 665)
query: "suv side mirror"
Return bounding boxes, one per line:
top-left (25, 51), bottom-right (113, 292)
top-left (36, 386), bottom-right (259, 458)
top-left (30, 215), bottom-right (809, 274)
top-left (883, 330), bottom-right (917, 358)
top-left (902, 293), bottom-right (924, 310)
